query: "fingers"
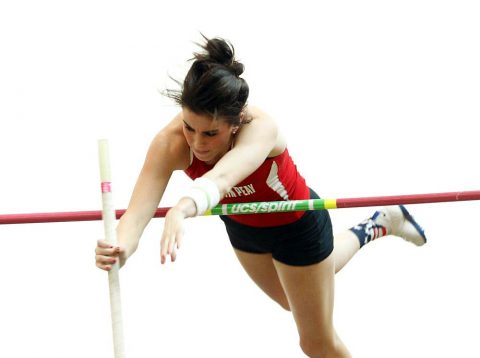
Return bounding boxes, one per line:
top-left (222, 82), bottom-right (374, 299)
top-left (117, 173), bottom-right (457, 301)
top-left (167, 233), bottom-right (177, 259)
top-left (95, 239), bottom-right (122, 271)
top-left (160, 241), bottom-right (173, 264)
top-left (97, 239), bottom-right (112, 249)
top-left (160, 210), bottom-right (185, 264)
top-left (161, 231), bottom-right (182, 264)
top-left (96, 255), bottom-right (117, 271)
top-left (170, 229), bottom-right (183, 262)
top-left (176, 232), bottom-right (183, 250)
top-left (96, 240), bottom-right (121, 256)
top-left (160, 234), bottom-right (169, 264)
top-left (170, 247), bottom-right (177, 262)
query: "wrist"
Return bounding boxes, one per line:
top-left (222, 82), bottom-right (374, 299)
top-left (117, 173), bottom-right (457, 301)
top-left (124, 240), bottom-right (139, 258)
top-left (116, 221), bottom-right (140, 257)
top-left (173, 197), bottom-right (197, 218)
top-left (182, 177), bottom-right (220, 216)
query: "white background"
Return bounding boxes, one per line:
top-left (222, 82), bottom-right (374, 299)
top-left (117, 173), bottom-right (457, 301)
top-left (1, 1), bottom-right (479, 357)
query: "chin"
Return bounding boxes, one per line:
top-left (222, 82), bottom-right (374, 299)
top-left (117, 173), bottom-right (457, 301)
top-left (204, 153), bottom-right (221, 165)
top-left (194, 151), bottom-right (209, 160)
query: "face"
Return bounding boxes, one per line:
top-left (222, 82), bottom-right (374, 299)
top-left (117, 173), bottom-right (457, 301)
top-left (182, 108), bottom-right (238, 165)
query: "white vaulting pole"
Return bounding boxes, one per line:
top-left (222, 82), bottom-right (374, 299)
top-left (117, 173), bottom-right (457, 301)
top-left (98, 139), bottom-right (126, 358)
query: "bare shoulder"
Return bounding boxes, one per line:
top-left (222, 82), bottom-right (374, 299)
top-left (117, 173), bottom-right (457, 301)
top-left (242, 105), bottom-right (286, 157)
top-left (148, 112), bottom-right (190, 171)
top-left (245, 105), bottom-right (275, 125)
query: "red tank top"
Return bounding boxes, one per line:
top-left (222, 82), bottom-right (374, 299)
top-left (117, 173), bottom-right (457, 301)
top-left (184, 148), bottom-right (310, 227)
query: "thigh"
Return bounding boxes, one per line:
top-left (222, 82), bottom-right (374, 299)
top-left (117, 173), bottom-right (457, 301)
top-left (273, 254), bottom-right (337, 346)
top-left (233, 249), bottom-right (290, 311)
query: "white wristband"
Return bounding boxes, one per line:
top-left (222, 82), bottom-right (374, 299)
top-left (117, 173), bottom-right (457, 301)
top-left (184, 177), bottom-right (221, 216)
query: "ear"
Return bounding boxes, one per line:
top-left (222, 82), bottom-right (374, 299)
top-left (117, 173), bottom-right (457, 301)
top-left (239, 111), bottom-right (245, 124)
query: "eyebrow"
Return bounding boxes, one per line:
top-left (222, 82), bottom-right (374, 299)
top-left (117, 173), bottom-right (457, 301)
top-left (183, 120), bottom-right (219, 135)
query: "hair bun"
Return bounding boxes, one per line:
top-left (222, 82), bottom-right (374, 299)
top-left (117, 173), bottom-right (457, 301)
top-left (196, 36), bottom-right (244, 76)
top-left (231, 61), bottom-right (244, 77)
top-left (203, 37), bottom-right (234, 65)
top-left (165, 35), bottom-right (250, 126)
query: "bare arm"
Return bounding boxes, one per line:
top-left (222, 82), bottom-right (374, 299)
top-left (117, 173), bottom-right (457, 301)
top-left (203, 108), bottom-right (280, 197)
top-left (96, 113), bottom-right (189, 270)
top-left (119, 116), bottom-right (190, 254)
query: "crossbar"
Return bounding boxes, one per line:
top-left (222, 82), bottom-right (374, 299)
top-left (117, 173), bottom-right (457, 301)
top-left (1, 190), bottom-right (479, 225)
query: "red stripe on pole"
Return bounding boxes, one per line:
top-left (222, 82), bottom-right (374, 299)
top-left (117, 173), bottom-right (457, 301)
top-left (1, 190), bottom-right (479, 225)
top-left (335, 191), bottom-right (480, 208)
top-left (0, 208), bottom-right (171, 225)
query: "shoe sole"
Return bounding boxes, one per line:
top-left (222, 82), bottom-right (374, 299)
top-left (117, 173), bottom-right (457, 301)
top-left (399, 205), bottom-right (427, 246)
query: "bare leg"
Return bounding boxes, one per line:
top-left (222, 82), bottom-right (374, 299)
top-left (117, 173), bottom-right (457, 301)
top-left (229, 206), bottom-right (426, 357)
top-left (233, 249), bottom-right (290, 310)
top-left (333, 205), bottom-right (427, 274)
top-left (274, 254), bottom-right (351, 358)
top-left (333, 230), bottom-right (361, 273)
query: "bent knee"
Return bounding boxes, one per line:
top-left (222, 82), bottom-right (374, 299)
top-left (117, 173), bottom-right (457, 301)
top-left (300, 336), bottom-right (345, 358)
top-left (279, 301), bottom-right (291, 311)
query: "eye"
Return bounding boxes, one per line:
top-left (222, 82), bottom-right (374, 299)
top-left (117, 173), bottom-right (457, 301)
top-left (184, 124), bottom-right (194, 132)
top-left (204, 132), bottom-right (218, 137)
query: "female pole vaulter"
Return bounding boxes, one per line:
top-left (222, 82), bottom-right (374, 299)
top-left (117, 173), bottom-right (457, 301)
top-left (95, 36), bottom-right (426, 357)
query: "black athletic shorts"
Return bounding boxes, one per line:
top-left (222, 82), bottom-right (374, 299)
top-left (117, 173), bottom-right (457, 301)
top-left (219, 188), bottom-right (334, 266)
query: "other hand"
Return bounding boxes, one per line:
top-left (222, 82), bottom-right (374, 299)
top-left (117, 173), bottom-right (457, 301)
top-left (160, 207), bottom-right (186, 264)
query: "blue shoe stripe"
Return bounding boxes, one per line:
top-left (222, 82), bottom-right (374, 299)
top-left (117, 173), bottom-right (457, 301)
top-left (371, 211), bottom-right (382, 220)
top-left (399, 205), bottom-right (427, 243)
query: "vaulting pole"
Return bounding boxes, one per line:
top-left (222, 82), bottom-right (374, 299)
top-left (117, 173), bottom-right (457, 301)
top-left (98, 139), bottom-right (126, 358)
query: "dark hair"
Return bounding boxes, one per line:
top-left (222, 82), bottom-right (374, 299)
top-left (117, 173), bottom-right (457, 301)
top-left (165, 35), bottom-right (250, 126)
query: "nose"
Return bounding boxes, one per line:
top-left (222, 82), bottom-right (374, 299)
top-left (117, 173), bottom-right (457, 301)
top-left (192, 133), bottom-right (207, 149)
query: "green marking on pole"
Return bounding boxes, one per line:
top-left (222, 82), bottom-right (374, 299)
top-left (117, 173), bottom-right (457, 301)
top-left (209, 198), bottom-right (327, 216)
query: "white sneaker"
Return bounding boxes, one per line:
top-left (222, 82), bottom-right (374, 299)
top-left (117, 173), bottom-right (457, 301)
top-left (376, 205), bottom-right (427, 246)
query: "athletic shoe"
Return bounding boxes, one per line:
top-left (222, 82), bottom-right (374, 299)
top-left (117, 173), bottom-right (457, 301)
top-left (376, 205), bottom-right (427, 246)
